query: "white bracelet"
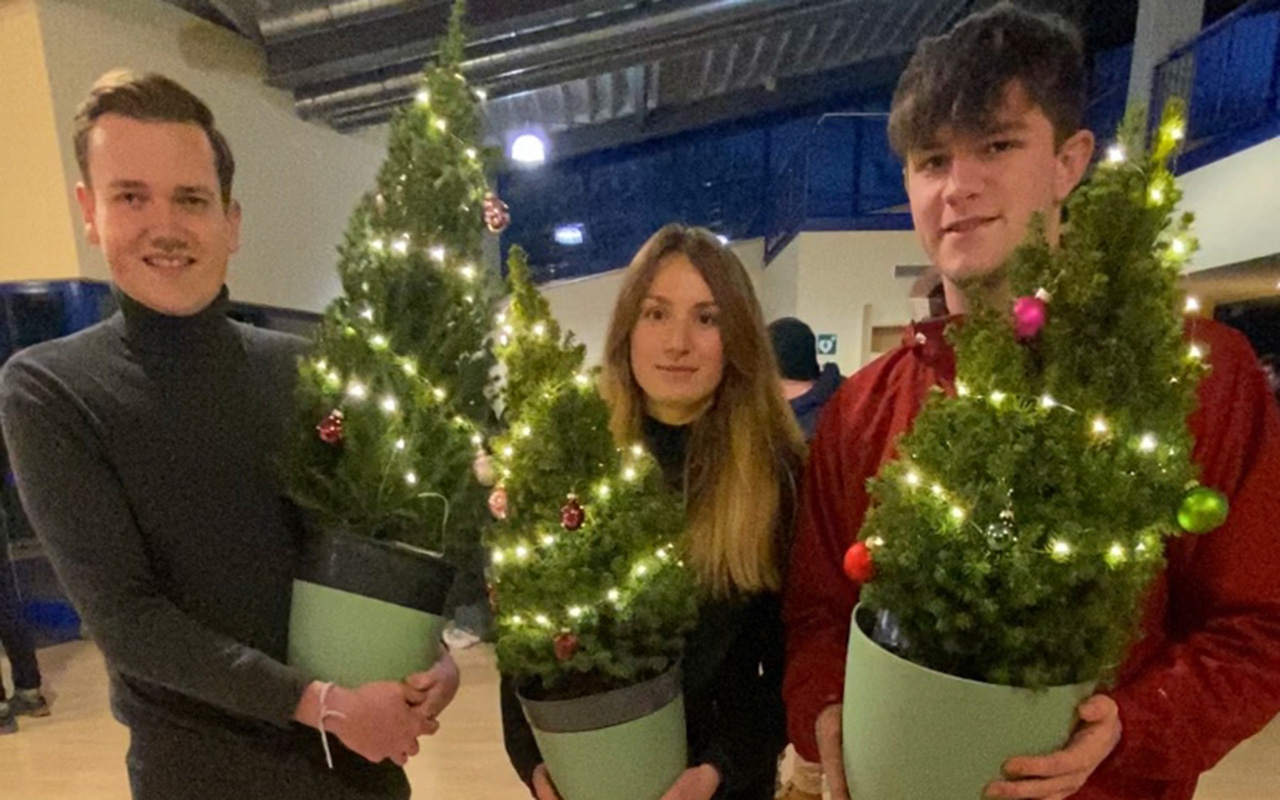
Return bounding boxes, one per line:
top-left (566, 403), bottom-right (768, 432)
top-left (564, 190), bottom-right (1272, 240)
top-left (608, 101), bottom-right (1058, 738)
top-left (317, 681), bottom-right (348, 770)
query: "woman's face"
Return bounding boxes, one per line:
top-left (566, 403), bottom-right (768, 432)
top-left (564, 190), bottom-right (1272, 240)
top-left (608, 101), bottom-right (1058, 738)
top-left (629, 253), bottom-right (725, 425)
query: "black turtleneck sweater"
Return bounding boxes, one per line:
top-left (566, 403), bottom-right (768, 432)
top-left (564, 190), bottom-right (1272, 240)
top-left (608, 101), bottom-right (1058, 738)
top-left (0, 289), bottom-right (405, 798)
top-left (502, 417), bottom-right (791, 800)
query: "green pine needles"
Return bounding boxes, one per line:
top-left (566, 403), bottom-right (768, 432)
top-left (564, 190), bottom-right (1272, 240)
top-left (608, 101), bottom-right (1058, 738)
top-left (488, 247), bottom-right (696, 697)
top-left (283, 0), bottom-right (498, 554)
top-left (860, 104), bottom-right (1210, 688)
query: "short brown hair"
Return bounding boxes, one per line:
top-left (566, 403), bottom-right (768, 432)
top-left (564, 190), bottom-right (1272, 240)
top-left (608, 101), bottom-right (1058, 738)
top-left (888, 2), bottom-right (1086, 156)
top-left (74, 69), bottom-right (235, 206)
top-left (600, 224), bottom-right (805, 597)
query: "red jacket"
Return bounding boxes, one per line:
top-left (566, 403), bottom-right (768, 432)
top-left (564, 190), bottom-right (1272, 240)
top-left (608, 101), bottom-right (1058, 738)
top-left (782, 316), bottom-right (1280, 800)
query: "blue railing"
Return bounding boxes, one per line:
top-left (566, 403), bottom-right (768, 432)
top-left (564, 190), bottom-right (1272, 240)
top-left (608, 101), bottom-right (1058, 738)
top-left (1153, 0), bottom-right (1280, 171)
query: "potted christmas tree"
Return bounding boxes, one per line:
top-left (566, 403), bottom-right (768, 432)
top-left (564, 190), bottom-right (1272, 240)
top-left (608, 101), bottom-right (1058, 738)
top-left (282, 0), bottom-right (503, 686)
top-left (487, 246), bottom-right (697, 800)
top-left (840, 106), bottom-right (1231, 798)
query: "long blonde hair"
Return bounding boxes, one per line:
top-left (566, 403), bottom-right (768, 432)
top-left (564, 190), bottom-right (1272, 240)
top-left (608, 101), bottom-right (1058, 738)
top-left (601, 225), bottom-right (805, 597)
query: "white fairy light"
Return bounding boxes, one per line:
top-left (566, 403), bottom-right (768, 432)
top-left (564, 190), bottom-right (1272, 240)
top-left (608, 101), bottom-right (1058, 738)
top-left (607, 589), bottom-right (620, 602)
top-left (1184, 296), bottom-right (1201, 313)
top-left (1169, 125), bottom-right (1185, 141)
top-left (1051, 540), bottom-right (1073, 559)
top-left (597, 482), bottom-right (611, 498)
top-left (476, 88), bottom-right (488, 101)
top-left (392, 238), bottom-right (410, 255)
top-left (492, 549), bottom-right (505, 564)
top-left (1188, 344), bottom-right (1204, 360)
top-left (656, 547), bottom-right (669, 560)
top-left (631, 444), bottom-right (645, 457)
top-left (1171, 238), bottom-right (1188, 256)
top-left (515, 545), bottom-right (529, 560)
top-left (1150, 187), bottom-right (1165, 204)
top-left (1040, 395), bottom-right (1058, 409)
top-left (575, 373), bottom-right (590, 386)
top-left (499, 335), bottom-right (510, 346)
top-left (402, 359), bottom-right (417, 376)
top-left (950, 506), bottom-right (966, 521)
top-left (464, 295), bottom-right (474, 304)
top-left (346, 382), bottom-right (368, 400)
top-left (510, 614), bottom-right (523, 625)
top-left (623, 467), bottom-right (638, 482)
top-left (541, 535), bottom-right (556, 547)
top-left (466, 148), bottom-right (478, 159)
top-left (534, 615), bottom-right (550, 627)
top-left (429, 246), bottom-right (446, 262)
top-left (460, 265), bottom-right (476, 281)
top-left (989, 391), bottom-right (1007, 406)
top-left (370, 238), bottom-right (385, 252)
top-left (532, 323), bottom-right (546, 337)
top-left (904, 471), bottom-right (921, 487)
top-left (370, 334), bottom-right (388, 349)
top-left (395, 438), bottom-right (406, 451)
top-left (568, 606), bottom-right (583, 619)
top-left (518, 425), bottom-right (532, 438)
top-left (867, 536), bottom-right (886, 548)
top-left (404, 472), bottom-right (418, 486)
top-left (314, 359), bottom-right (328, 371)
top-left (471, 434), bottom-right (484, 447)
top-left (1108, 543), bottom-right (1127, 563)
top-left (502, 446), bottom-right (514, 458)
top-left (326, 370), bottom-right (342, 386)
top-left (1092, 417), bottom-right (1110, 436)
top-left (381, 396), bottom-right (398, 413)
top-left (931, 484), bottom-right (945, 497)
top-left (956, 382), bottom-right (971, 397)
top-left (634, 564), bottom-right (648, 577)
top-left (1138, 433), bottom-right (1158, 453)
top-left (433, 388), bottom-right (447, 401)
top-left (1106, 144), bottom-right (1126, 164)
top-left (415, 90), bottom-right (430, 105)
top-left (360, 306), bottom-right (375, 321)
top-left (435, 118), bottom-right (447, 132)
top-left (503, 325), bottom-right (515, 336)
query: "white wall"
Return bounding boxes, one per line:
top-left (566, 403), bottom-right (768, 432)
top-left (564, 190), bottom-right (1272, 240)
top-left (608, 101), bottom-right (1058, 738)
top-left (1178, 135), bottom-right (1280, 273)
top-left (33, 0), bottom-right (388, 311)
top-left (794, 230), bottom-right (928, 373)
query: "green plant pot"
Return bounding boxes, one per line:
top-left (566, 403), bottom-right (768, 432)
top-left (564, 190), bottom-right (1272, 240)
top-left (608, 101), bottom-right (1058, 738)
top-left (843, 605), bottom-right (1095, 800)
top-left (520, 665), bottom-right (687, 800)
top-left (289, 529), bottom-right (455, 685)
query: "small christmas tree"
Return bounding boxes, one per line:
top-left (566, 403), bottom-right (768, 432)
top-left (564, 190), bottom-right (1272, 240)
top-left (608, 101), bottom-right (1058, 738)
top-left (487, 246), bottom-right (696, 696)
top-left (856, 104), bottom-right (1226, 688)
top-left (283, 0), bottom-right (500, 556)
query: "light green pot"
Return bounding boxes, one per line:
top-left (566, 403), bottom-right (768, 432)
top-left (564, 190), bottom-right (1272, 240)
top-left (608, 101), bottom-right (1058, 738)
top-left (288, 529), bottom-right (454, 685)
top-left (520, 666), bottom-right (688, 800)
top-left (289, 579), bottom-right (446, 685)
top-left (843, 605), bottom-right (1095, 800)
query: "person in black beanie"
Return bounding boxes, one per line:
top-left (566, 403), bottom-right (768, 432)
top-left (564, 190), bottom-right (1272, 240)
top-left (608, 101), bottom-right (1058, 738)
top-left (767, 318), bottom-right (843, 441)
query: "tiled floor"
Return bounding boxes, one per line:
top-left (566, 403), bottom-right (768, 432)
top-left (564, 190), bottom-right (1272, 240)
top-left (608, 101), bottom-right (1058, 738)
top-left (3, 640), bottom-right (1277, 799)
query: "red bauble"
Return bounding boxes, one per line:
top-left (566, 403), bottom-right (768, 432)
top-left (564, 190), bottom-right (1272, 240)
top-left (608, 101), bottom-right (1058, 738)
top-left (316, 410), bottom-right (345, 445)
top-left (843, 541), bottom-right (875, 583)
top-left (483, 192), bottom-right (511, 233)
top-left (553, 632), bottom-right (579, 662)
top-left (1013, 296), bottom-right (1049, 340)
top-left (560, 494), bottom-right (585, 531)
top-left (488, 487), bottom-right (509, 520)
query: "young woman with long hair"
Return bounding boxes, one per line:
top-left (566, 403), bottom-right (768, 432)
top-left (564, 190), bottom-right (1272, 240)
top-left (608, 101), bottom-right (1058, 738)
top-left (505, 224), bottom-right (805, 800)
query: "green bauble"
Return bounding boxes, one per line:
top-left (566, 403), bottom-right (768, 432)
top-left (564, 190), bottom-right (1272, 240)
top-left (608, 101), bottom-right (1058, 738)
top-left (1177, 486), bottom-right (1229, 534)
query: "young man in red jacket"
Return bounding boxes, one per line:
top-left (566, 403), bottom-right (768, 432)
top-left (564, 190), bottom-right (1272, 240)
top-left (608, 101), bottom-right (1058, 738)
top-left (782, 5), bottom-right (1280, 800)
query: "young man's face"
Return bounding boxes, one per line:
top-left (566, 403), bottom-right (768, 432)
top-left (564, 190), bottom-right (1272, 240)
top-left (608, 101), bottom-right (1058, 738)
top-left (76, 114), bottom-right (240, 316)
top-left (904, 81), bottom-right (1094, 293)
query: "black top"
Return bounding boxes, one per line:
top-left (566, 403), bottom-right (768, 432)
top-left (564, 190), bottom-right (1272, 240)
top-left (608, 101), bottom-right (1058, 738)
top-left (502, 416), bottom-right (791, 800)
top-left (0, 288), bottom-right (403, 793)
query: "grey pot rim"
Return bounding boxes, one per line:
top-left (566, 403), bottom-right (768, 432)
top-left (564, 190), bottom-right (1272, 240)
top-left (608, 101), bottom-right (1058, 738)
top-left (518, 663), bottom-right (683, 734)
top-left (852, 604), bottom-right (1097, 693)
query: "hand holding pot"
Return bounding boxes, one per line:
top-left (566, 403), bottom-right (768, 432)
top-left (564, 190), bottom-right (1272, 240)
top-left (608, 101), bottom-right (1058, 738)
top-left (328, 681), bottom-right (434, 766)
top-left (531, 763), bottom-right (562, 800)
top-left (815, 704), bottom-right (852, 800)
top-left (659, 764), bottom-right (721, 799)
top-left (984, 694), bottom-right (1122, 800)
top-left (405, 651), bottom-right (460, 721)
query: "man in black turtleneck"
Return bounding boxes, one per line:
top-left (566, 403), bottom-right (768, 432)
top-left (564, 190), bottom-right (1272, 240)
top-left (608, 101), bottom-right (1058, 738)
top-left (0, 70), bottom-right (456, 799)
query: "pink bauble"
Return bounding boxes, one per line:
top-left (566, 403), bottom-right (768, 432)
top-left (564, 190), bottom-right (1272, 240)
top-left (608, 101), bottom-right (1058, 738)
top-left (1013, 296), bottom-right (1048, 340)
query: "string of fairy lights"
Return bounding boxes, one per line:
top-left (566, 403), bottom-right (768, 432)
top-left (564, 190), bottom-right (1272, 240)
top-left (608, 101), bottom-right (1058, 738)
top-left (485, 302), bottom-right (689, 636)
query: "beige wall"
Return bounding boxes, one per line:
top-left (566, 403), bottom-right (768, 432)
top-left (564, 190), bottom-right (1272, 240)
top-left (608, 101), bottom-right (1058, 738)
top-left (19, 0), bottom-right (388, 310)
top-left (0, 0), bottom-right (80, 281)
